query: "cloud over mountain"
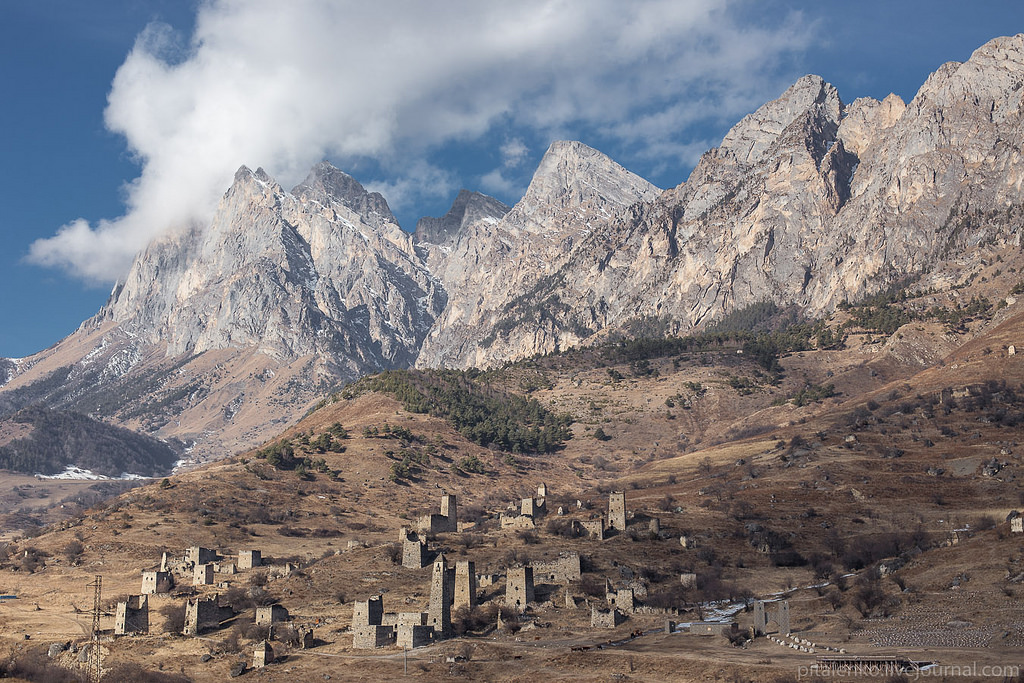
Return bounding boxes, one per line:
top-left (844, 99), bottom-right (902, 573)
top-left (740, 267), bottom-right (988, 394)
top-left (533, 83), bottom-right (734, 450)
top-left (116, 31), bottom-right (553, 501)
top-left (27, 0), bottom-right (811, 283)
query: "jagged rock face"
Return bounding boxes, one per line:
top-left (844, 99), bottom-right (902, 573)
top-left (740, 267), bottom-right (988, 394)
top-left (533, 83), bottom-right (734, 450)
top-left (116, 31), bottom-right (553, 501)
top-left (0, 163), bottom-right (448, 460)
top-left (7, 34), bottom-right (1024, 458)
top-left (96, 164), bottom-right (444, 373)
top-left (414, 140), bottom-right (662, 368)
top-left (415, 189), bottom-right (510, 249)
top-left (414, 189), bottom-right (510, 292)
top-left (0, 359), bottom-right (14, 388)
top-left (418, 36), bottom-right (1024, 368)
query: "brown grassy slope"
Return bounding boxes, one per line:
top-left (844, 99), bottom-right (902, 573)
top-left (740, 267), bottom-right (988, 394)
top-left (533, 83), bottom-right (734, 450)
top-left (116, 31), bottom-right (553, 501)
top-left (3, 299), bottom-right (1024, 680)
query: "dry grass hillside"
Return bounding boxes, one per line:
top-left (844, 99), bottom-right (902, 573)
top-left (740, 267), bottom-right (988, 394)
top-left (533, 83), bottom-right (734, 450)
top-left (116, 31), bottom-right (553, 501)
top-left (2, 284), bottom-right (1024, 681)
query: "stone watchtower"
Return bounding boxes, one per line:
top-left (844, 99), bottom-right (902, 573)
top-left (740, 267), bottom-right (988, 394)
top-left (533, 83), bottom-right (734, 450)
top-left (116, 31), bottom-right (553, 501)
top-left (440, 493), bottom-right (458, 532)
top-left (506, 567), bottom-right (535, 610)
top-left (353, 596), bottom-right (383, 626)
top-left (608, 491), bottom-right (627, 531)
top-left (454, 561), bottom-right (477, 611)
top-left (428, 556), bottom-right (454, 637)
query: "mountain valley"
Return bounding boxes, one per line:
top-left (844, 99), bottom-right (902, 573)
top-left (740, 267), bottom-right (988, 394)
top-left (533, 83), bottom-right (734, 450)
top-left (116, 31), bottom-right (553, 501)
top-left (1, 34), bottom-right (1024, 683)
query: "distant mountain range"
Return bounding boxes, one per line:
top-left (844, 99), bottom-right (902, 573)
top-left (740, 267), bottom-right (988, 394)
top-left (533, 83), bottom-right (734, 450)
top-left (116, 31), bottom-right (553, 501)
top-left (3, 34), bottom-right (1024, 467)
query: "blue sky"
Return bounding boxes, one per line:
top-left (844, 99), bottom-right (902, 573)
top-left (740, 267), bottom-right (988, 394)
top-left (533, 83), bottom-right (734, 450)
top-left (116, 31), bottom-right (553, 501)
top-left (1, 0), bottom-right (1023, 358)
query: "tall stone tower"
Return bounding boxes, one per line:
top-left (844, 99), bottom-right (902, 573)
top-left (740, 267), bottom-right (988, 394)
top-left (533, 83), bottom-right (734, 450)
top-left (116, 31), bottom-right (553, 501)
top-left (608, 491), bottom-right (627, 531)
top-left (753, 600), bottom-right (767, 635)
top-left (428, 555), bottom-right (454, 637)
top-left (441, 493), bottom-right (457, 530)
top-left (505, 567), bottom-right (535, 610)
top-left (454, 561), bottom-right (477, 611)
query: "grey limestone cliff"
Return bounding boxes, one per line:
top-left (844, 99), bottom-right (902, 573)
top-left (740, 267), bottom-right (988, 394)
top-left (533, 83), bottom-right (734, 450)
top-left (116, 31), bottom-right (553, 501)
top-left (6, 34), bottom-right (1024, 459)
top-left (415, 35), bottom-right (1024, 368)
top-left (94, 163), bottom-right (444, 374)
top-left (413, 140), bottom-right (662, 369)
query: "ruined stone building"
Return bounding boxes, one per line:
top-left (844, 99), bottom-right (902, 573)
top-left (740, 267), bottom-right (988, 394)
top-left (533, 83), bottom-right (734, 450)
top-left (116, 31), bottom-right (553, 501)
top-left (533, 553), bottom-right (581, 584)
top-left (499, 512), bottom-right (536, 530)
top-left (1012, 517), bottom-right (1023, 534)
top-left (398, 621), bottom-right (433, 648)
top-left (352, 595), bottom-right (396, 649)
top-left (401, 529), bottom-right (429, 568)
top-left (607, 586), bottom-right (634, 613)
top-left (520, 496), bottom-right (547, 518)
top-left (353, 596), bottom-right (383, 627)
top-left (193, 563), bottom-right (214, 586)
top-left (186, 546), bottom-right (217, 566)
top-left (591, 606), bottom-right (625, 628)
top-left (238, 550), bottom-right (262, 570)
top-left (252, 640), bottom-right (274, 668)
top-left (506, 566), bottom-right (535, 610)
top-left (580, 519), bottom-right (605, 540)
top-left (114, 595), bottom-right (149, 635)
top-left (183, 597), bottom-right (234, 636)
top-left (418, 493), bottom-right (458, 534)
top-left (141, 571), bottom-right (173, 595)
top-left (255, 604), bottom-right (289, 627)
top-left (389, 612), bottom-right (432, 649)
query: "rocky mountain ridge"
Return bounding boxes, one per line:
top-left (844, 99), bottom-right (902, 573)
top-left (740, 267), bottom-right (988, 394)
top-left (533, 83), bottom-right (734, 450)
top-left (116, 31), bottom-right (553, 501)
top-left (439, 35), bottom-right (1024, 366)
top-left (3, 34), bottom-right (1024, 463)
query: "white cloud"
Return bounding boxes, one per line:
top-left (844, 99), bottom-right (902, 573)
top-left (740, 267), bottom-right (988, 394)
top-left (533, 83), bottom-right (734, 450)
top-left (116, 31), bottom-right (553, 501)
top-left (363, 161), bottom-right (457, 214)
top-left (27, 0), bottom-right (813, 282)
top-left (500, 139), bottom-right (530, 168)
top-left (479, 168), bottom-right (526, 200)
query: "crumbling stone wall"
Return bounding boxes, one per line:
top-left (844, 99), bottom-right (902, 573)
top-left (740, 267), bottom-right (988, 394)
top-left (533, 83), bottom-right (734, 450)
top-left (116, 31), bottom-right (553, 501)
top-left (690, 622), bottom-right (736, 635)
top-left (255, 604), bottom-right (289, 627)
top-left (534, 553), bottom-right (581, 584)
top-left (183, 597), bottom-right (234, 636)
top-left (114, 595), bottom-right (149, 635)
top-left (238, 550), bottom-right (262, 570)
top-left (591, 606), bottom-right (625, 628)
top-left (141, 571), bottom-right (173, 595)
